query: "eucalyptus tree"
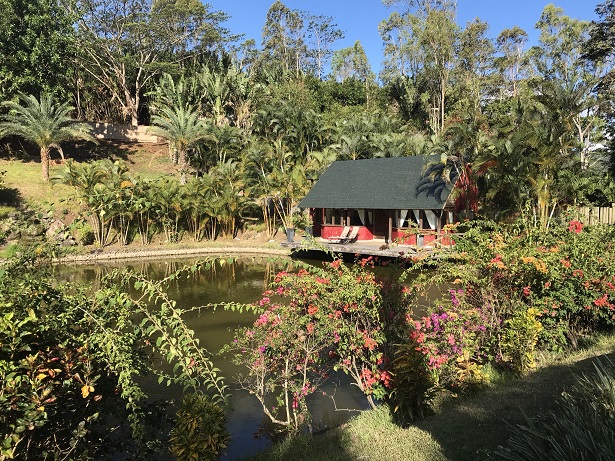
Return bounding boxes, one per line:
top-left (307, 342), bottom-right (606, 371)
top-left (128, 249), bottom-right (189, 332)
top-left (528, 5), bottom-right (602, 172)
top-left (331, 41), bottom-right (373, 83)
top-left (381, 0), bottom-right (459, 134)
top-left (531, 5), bottom-right (593, 85)
top-left (305, 14), bottom-right (345, 80)
top-left (378, 11), bottom-right (414, 84)
top-left (147, 105), bottom-right (209, 184)
top-left (69, 0), bottom-right (228, 126)
top-left (0, 93), bottom-right (95, 181)
top-left (331, 41), bottom-right (376, 106)
top-left (452, 19), bottom-right (496, 119)
top-left (495, 26), bottom-right (530, 98)
top-left (260, 1), bottom-right (306, 78)
top-left (259, 1), bottom-right (344, 80)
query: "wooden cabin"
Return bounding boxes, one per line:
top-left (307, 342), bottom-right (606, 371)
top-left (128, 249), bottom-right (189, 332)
top-left (298, 156), bottom-right (458, 246)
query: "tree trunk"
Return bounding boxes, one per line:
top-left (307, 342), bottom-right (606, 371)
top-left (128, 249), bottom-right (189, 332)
top-left (179, 149), bottom-right (188, 185)
top-left (40, 146), bottom-right (50, 182)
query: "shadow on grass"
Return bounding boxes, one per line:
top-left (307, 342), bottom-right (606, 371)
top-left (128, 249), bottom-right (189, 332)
top-left (244, 429), bottom-right (356, 461)
top-left (0, 138), bottom-right (144, 164)
top-left (0, 187), bottom-right (22, 207)
top-left (414, 349), bottom-right (615, 460)
top-left (62, 140), bottom-right (132, 163)
top-left (244, 347), bottom-right (615, 461)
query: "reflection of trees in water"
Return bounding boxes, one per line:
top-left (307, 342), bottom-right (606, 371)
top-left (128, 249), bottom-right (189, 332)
top-left (54, 256), bottom-right (295, 304)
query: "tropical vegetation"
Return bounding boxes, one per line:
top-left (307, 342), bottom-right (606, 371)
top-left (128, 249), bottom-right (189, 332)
top-left (3, 0), bottom-right (615, 460)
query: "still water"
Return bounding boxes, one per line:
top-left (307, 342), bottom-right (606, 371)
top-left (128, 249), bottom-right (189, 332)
top-left (52, 256), bottom-right (371, 460)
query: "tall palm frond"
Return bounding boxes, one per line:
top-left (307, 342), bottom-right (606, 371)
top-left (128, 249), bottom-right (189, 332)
top-left (0, 93), bottom-right (95, 181)
top-left (147, 105), bottom-right (208, 184)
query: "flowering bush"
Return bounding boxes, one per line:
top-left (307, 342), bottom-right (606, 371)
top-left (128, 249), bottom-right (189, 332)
top-left (447, 217), bottom-right (615, 350)
top-left (225, 258), bottom-right (403, 432)
top-left (397, 216), bottom-right (615, 403)
top-left (409, 289), bottom-right (496, 390)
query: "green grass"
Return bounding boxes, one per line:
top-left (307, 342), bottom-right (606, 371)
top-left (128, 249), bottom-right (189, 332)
top-left (0, 140), bottom-right (174, 215)
top-left (0, 159), bottom-right (74, 209)
top-left (244, 334), bottom-right (615, 461)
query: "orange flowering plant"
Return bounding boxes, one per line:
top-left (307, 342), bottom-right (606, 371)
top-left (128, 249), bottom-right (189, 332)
top-left (397, 214), bottom-right (615, 414)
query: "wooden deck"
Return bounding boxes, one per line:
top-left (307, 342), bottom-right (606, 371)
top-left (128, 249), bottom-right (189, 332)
top-left (281, 237), bottom-right (453, 259)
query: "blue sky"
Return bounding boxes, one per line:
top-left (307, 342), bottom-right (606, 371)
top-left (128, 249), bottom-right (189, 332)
top-left (206, 0), bottom-right (599, 74)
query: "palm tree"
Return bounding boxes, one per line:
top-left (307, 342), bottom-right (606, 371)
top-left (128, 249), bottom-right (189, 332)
top-left (147, 105), bottom-right (208, 184)
top-left (0, 93), bottom-right (95, 181)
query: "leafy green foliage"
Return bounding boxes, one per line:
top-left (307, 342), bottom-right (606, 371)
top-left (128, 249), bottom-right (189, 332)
top-left (55, 159), bottom-right (249, 245)
top-left (394, 215), bottom-right (615, 415)
top-left (0, 93), bottom-right (95, 181)
top-left (0, 0), bottom-right (76, 101)
top-left (170, 393), bottom-right (230, 461)
top-left (500, 308), bottom-right (543, 375)
top-left (0, 252), bottom-right (229, 459)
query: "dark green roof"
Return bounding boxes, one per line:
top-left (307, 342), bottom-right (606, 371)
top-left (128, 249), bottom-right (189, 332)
top-left (298, 156), bottom-right (455, 210)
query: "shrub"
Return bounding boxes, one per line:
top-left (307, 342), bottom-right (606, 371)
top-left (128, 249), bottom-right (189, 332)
top-left (225, 258), bottom-right (404, 432)
top-left (71, 219), bottom-right (95, 246)
top-left (388, 341), bottom-right (435, 423)
top-left (0, 252), bottom-right (228, 459)
top-left (395, 216), bottom-right (615, 411)
top-left (500, 308), bottom-right (543, 375)
top-left (408, 289), bottom-right (495, 391)
top-left (169, 393), bottom-right (230, 461)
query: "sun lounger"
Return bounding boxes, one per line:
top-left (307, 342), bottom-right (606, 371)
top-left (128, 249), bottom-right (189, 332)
top-left (340, 226), bottom-right (360, 243)
top-left (326, 226), bottom-right (350, 243)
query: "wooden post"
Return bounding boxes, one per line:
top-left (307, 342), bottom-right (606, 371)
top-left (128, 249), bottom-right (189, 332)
top-left (388, 210), bottom-right (393, 244)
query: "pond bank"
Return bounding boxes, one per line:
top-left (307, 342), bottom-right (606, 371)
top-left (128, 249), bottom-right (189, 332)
top-left (52, 243), bottom-right (291, 264)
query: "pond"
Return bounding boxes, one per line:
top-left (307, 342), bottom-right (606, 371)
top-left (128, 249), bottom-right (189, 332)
top-left (52, 256), bottom-right (373, 460)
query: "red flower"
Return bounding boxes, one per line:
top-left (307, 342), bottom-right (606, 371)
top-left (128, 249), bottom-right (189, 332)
top-left (594, 294), bottom-right (609, 307)
top-left (568, 220), bottom-right (584, 234)
top-left (523, 286), bottom-right (531, 296)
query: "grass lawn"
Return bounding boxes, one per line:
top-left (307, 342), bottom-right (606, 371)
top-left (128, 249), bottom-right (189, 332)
top-left (0, 139), bottom-right (176, 213)
top-left (245, 334), bottom-right (615, 461)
